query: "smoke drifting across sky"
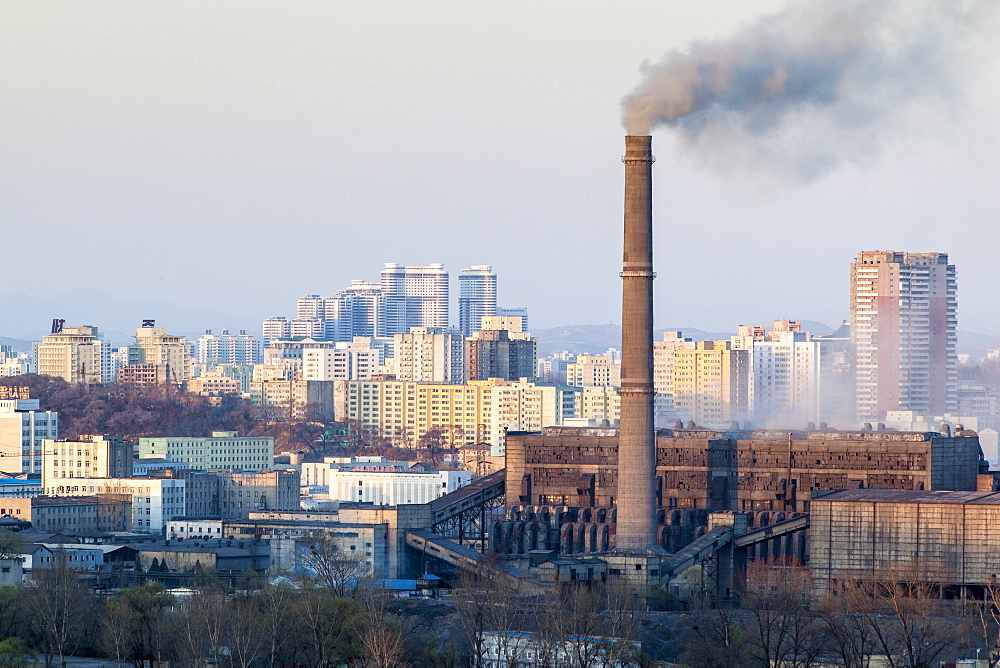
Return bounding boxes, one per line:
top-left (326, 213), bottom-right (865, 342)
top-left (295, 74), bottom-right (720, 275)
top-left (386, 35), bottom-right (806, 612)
top-left (621, 0), bottom-right (995, 180)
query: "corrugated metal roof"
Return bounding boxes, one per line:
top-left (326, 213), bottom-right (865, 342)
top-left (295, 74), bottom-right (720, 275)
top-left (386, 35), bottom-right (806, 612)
top-left (816, 489), bottom-right (1000, 504)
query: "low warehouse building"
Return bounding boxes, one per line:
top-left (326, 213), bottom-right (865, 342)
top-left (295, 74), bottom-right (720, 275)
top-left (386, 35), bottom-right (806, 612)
top-left (811, 489), bottom-right (1000, 596)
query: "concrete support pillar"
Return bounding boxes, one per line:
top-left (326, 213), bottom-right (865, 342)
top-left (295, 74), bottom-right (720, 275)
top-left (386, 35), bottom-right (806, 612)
top-left (616, 135), bottom-right (658, 552)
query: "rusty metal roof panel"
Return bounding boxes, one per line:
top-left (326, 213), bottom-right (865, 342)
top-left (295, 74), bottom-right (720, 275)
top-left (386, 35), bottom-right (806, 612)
top-left (815, 489), bottom-right (999, 504)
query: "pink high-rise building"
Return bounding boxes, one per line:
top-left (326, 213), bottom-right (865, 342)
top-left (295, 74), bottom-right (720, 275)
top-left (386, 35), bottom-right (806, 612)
top-left (850, 251), bottom-right (957, 422)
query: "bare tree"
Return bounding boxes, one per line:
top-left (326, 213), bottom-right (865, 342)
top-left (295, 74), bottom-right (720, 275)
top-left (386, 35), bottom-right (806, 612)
top-left (955, 574), bottom-right (1000, 668)
top-left (25, 554), bottom-right (93, 668)
top-left (815, 579), bottom-right (884, 668)
top-left (99, 596), bottom-right (139, 667)
top-left (107, 582), bottom-right (176, 668)
top-left (418, 429), bottom-right (447, 465)
top-left (534, 582), bottom-right (641, 668)
top-left (357, 590), bottom-right (408, 668)
top-left (228, 589), bottom-right (268, 668)
top-left (678, 597), bottom-right (751, 668)
top-left (0, 587), bottom-right (27, 646)
top-left (174, 586), bottom-right (228, 666)
top-left (257, 579), bottom-right (296, 668)
top-left (291, 581), bottom-right (367, 667)
top-left (360, 621), bottom-right (406, 668)
top-left (741, 557), bottom-right (823, 668)
top-left (866, 562), bottom-right (969, 668)
top-left (299, 531), bottom-right (372, 598)
top-left (452, 571), bottom-right (492, 666)
top-left (0, 530), bottom-right (20, 560)
top-left (453, 564), bottom-right (533, 667)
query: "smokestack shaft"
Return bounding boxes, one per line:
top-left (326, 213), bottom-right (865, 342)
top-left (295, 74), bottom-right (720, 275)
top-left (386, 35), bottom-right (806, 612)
top-left (617, 135), bottom-right (657, 551)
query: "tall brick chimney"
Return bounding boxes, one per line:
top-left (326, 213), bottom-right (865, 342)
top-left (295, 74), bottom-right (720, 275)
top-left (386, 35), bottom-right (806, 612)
top-left (616, 135), bottom-right (657, 552)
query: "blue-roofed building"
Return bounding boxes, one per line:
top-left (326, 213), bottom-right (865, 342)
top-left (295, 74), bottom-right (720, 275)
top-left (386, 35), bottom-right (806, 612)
top-left (0, 476), bottom-right (41, 497)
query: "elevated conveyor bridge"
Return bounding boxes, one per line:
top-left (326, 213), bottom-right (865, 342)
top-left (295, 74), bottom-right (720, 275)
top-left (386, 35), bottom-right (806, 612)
top-left (427, 469), bottom-right (506, 550)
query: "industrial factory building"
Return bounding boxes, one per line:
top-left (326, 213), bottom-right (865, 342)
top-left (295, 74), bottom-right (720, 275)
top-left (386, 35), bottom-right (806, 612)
top-left (506, 426), bottom-right (986, 515)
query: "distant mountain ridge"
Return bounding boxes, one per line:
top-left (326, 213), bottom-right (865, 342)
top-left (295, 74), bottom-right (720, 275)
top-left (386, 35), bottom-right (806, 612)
top-left (0, 336), bottom-right (33, 353)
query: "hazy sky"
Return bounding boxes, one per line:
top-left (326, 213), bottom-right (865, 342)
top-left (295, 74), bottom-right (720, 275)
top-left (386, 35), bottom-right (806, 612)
top-left (3, 1), bottom-right (999, 334)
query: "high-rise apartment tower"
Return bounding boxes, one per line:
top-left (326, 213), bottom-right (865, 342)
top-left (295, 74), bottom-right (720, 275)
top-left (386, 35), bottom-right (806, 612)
top-left (458, 265), bottom-right (497, 336)
top-left (850, 251), bottom-right (957, 422)
top-left (380, 263), bottom-right (449, 334)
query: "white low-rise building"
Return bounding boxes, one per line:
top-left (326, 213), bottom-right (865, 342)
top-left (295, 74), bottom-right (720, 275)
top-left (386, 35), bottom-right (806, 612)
top-left (166, 518), bottom-right (223, 540)
top-left (328, 468), bottom-right (470, 505)
top-left (44, 477), bottom-right (186, 533)
top-left (301, 456), bottom-right (425, 488)
top-left (20, 543), bottom-right (105, 571)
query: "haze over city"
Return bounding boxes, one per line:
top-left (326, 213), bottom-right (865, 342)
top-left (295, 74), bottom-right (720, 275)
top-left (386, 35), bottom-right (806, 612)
top-left (3, 1), bottom-right (1000, 336)
top-left (5, 4), bottom-right (1000, 665)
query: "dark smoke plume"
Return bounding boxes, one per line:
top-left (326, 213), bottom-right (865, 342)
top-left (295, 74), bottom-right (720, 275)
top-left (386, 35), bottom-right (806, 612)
top-left (621, 0), bottom-right (995, 180)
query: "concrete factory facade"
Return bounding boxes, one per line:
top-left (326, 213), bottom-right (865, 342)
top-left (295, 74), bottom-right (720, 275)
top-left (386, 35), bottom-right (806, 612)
top-left (811, 489), bottom-right (1000, 596)
top-left (506, 426), bottom-right (986, 516)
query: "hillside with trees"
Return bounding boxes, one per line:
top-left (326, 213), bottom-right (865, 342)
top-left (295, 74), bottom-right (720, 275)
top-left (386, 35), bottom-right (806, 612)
top-left (0, 374), bottom-right (258, 442)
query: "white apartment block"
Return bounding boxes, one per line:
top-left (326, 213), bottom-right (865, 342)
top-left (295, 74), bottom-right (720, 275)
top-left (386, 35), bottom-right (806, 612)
top-left (196, 329), bottom-right (263, 365)
top-left (488, 382), bottom-right (577, 454)
top-left (350, 336), bottom-right (394, 365)
top-left (248, 379), bottom-right (334, 421)
top-left (296, 294), bottom-right (326, 320)
top-left (302, 347), bottom-right (380, 382)
top-left (746, 331), bottom-right (822, 427)
top-left (327, 281), bottom-right (386, 339)
top-left (335, 380), bottom-right (491, 448)
top-left (480, 315), bottom-right (529, 338)
top-left (262, 316), bottom-right (291, 343)
top-left (0, 399), bottom-right (58, 474)
top-left (335, 378), bottom-right (577, 453)
top-left (35, 325), bottom-right (112, 384)
top-left (138, 431), bottom-right (274, 471)
top-left (186, 372), bottom-right (243, 396)
top-left (264, 337), bottom-right (335, 367)
top-left (126, 326), bottom-right (194, 383)
top-left (565, 355), bottom-right (621, 387)
top-left (328, 468), bottom-right (470, 505)
top-left (653, 331), bottom-right (696, 427)
top-left (43, 477), bottom-right (186, 532)
top-left (497, 307), bottom-right (529, 330)
top-left (380, 263), bottom-right (449, 333)
top-left (289, 318), bottom-right (333, 340)
top-left (391, 327), bottom-right (465, 383)
top-left (576, 385), bottom-right (621, 424)
top-left (41, 435), bottom-right (133, 487)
